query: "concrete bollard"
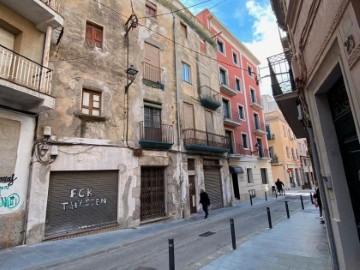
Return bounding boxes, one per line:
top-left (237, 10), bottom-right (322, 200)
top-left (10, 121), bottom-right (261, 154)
top-left (265, 192), bottom-right (268, 201)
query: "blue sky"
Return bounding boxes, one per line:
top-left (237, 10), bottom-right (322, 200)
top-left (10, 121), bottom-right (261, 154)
top-left (179, 0), bottom-right (283, 96)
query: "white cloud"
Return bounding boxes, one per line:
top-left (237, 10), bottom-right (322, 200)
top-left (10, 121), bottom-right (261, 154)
top-left (243, 0), bottom-right (283, 96)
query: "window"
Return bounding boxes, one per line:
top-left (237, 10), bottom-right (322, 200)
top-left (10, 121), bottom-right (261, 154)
top-left (261, 168), bottom-right (268, 184)
top-left (288, 129), bottom-right (291, 138)
top-left (232, 52), bottom-right (238, 64)
top-left (144, 105), bottom-right (161, 141)
top-left (269, 147), bottom-right (274, 158)
top-left (242, 133), bottom-right (248, 148)
top-left (296, 149), bottom-right (299, 160)
top-left (235, 78), bottom-right (241, 91)
top-left (82, 89), bottom-right (101, 116)
top-left (188, 159), bottom-right (195, 170)
top-left (223, 99), bottom-right (230, 118)
top-left (286, 147), bottom-right (290, 158)
top-left (144, 42), bottom-right (161, 82)
top-left (238, 105), bottom-right (245, 120)
top-left (247, 168), bottom-right (253, 183)
top-left (283, 125), bottom-right (286, 136)
top-left (250, 88), bottom-right (256, 103)
top-left (248, 65), bottom-right (253, 77)
top-left (217, 39), bottom-right (224, 54)
top-left (266, 124), bottom-right (271, 140)
top-left (254, 114), bottom-right (260, 129)
top-left (86, 22), bottom-right (103, 48)
top-left (219, 69), bottom-right (227, 85)
top-left (145, 1), bottom-right (157, 17)
top-left (291, 148), bottom-right (295, 159)
top-left (180, 22), bottom-right (187, 38)
top-left (182, 62), bottom-right (191, 83)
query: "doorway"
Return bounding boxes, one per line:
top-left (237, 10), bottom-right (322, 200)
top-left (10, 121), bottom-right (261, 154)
top-left (327, 77), bottom-right (360, 240)
top-left (231, 173), bottom-right (240, 199)
top-left (188, 176), bottom-right (197, 214)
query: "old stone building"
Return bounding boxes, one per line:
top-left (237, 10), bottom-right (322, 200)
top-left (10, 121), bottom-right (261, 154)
top-left (269, 0), bottom-right (360, 269)
top-left (0, 0), bottom-right (233, 247)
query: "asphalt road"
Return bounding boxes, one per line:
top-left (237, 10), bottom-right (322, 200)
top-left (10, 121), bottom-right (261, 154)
top-left (48, 196), bottom-right (309, 270)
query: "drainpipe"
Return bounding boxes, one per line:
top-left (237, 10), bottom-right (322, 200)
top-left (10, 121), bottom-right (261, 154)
top-left (173, 14), bottom-right (184, 218)
top-left (42, 26), bottom-right (52, 67)
top-left (307, 127), bottom-right (339, 270)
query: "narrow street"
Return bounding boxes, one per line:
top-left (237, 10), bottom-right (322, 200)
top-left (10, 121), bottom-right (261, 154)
top-left (45, 195), bottom-right (308, 270)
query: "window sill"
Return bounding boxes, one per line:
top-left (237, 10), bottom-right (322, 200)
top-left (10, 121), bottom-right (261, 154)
top-left (74, 112), bottom-right (107, 122)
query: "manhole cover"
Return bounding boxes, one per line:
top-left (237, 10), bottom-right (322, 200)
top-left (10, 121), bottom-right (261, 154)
top-left (199, 231), bottom-right (216, 237)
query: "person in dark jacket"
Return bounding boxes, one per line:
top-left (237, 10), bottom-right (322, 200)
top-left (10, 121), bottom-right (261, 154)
top-left (313, 186), bottom-right (324, 224)
top-left (200, 188), bottom-right (210, 219)
top-left (275, 178), bottom-right (285, 195)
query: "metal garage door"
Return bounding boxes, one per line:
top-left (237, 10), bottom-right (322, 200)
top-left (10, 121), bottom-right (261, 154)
top-left (45, 171), bottom-right (118, 237)
top-left (203, 160), bottom-right (223, 210)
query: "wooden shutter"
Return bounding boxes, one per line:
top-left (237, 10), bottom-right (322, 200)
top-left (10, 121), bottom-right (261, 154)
top-left (205, 110), bottom-right (214, 133)
top-left (183, 103), bottom-right (194, 129)
top-left (145, 42), bottom-right (160, 67)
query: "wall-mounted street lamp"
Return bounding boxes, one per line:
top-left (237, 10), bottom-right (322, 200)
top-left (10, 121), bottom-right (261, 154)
top-left (125, 64), bottom-right (138, 93)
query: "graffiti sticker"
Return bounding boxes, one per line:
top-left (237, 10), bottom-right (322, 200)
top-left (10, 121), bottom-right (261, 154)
top-left (0, 193), bottom-right (20, 209)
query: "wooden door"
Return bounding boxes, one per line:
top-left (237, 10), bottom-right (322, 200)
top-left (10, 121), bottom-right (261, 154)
top-left (144, 106), bottom-right (162, 142)
top-left (144, 42), bottom-right (160, 82)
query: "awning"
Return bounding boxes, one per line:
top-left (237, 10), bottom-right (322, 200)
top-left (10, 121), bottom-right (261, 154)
top-left (229, 166), bottom-right (244, 174)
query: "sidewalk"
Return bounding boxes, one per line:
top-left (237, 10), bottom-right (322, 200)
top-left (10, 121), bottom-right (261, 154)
top-left (200, 206), bottom-right (332, 270)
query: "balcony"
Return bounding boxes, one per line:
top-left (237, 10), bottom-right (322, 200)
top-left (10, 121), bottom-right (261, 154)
top-left (267, 134), bottom-right (275, 141)
top-left (0, 0), bottom-right (64, 32)
top-left (142, 62), bottom-right (164, 90)
top-left (223, 107), bottom-right (241, 127)
top-left (199, 85), bottom-right (221, 110)
top-left (228, 143), bottom-right (252, 156)
top-left (270, 155), bottom-right (279, 164)
top-left (138, 121), bottom-right (174, 150)
top-left (0, 45), bottom-right (54, 112)
top-left (219, 75), bottom-right (238, 96)
top-left (267, 51), bottom-right (306, 138)
top-left (183, 129), bottom-right (229, 154)
top-left (250, 101), bottom-right (263, 110)
top-left (253, 121), bottom-right (267, 136)
top-left (253, 147), bottom-right (269, 158)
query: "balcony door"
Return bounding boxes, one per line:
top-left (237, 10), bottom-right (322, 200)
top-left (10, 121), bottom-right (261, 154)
top-left (0, 27), bottom-right (15, 78)
top-left (144, 106), bottom-right (161, 142)
top-left (254, 114), bottom-right (260, 129)
top-left (225, 130), bottom-right (233, 153)
top-left (205, 110), bottom-right (215, 144)
top-left (144, 42), bottom-right (160, 82)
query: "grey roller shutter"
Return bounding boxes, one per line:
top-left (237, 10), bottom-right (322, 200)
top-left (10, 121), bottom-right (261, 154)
top-left (203, 168), bottom-right (223, 209)
top-left (45, 171), bottom-right (118, 238)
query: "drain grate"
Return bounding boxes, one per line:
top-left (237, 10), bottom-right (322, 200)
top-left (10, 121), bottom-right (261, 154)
top-left (134, 268), bottom-right (156, 270)
top-left (199, 231), bottom-right (216, 237)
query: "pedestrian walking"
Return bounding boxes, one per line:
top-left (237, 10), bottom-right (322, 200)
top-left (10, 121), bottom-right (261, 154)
top-left (200, 188), bottom-right (210, 219)
top-left (313, 186), bottom-right (324, 224)
top-left (275, 178), bottom-right (285, 195)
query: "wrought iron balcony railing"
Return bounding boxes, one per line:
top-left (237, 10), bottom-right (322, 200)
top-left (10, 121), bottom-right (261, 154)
top-left (183, 128), bottom-right (229, 153)
top-left (143, 62), bottom-right (162, 84)
top-left (223, 106), bottom-right (241, 125)
top-left (0, 45), bottom-right (52, 94)
top-left (253, 147), bottom-right (269, 158)
top-left (219, 75), bottom-right (238, 95)
top-left (267, 50), bottom-right (297, 96)
top-left (253, 120), bottom-right (267, 134)
top-left (199, 85), bottom-right (221, 110)
top-left (228, 143), bottom-right (252, 156)
top-left (139, 121), bottom-right (174, 149)
top-left (41, 0), bottom-right (61, 12)
top-left (271, 155), bottom-right (279, 163)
